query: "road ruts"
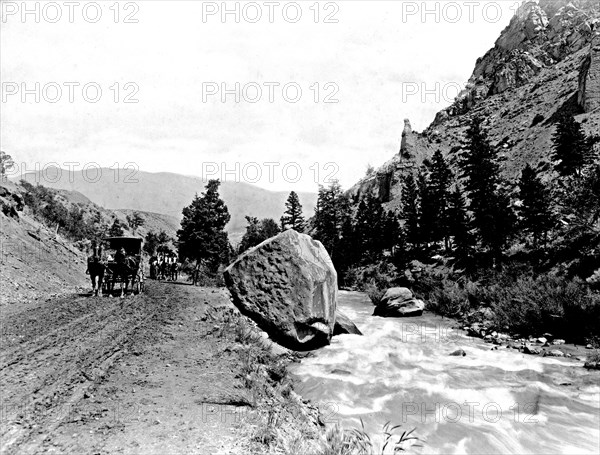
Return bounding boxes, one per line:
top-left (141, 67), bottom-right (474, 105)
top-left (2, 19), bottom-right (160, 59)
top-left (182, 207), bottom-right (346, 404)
top-left (0, 282), bottom-right (182, 455)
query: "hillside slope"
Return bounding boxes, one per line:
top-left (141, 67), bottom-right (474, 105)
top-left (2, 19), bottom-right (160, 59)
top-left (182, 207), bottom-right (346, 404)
top-left (350, 0), bottom-right (600, 209)
top-left (0, 180), bottom-right (184, 306)
top-left (16, 169), bottom-right (317, 238)
top-left (0, 182), bottom-right (88, 309)
top-left (113, 209), bottom-right (180, 239)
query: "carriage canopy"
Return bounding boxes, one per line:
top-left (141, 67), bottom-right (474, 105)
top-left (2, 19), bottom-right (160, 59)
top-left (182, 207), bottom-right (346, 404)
top-left (102, 237), bottom-right (143, 256)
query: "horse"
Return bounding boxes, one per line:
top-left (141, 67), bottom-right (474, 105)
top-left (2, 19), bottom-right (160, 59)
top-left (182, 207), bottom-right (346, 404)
top-left (169, 261), bottom-right (180, 281)
top-left (149, 256), bottom-right (158, 280)
top-left (86, 246), bottom-right (105, 297)
top-left (112, 248), bottom-right (139, 298)
top-left (191, 262), bottom-right (201, 286)
top-left (158, 259), bottom-right (168, 281)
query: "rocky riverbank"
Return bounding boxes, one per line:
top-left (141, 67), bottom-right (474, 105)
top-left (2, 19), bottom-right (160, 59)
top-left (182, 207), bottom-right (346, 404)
top-left (459, 308), bottom-right (600, 369)
top-left (370, 285), bottom-right (600, 369)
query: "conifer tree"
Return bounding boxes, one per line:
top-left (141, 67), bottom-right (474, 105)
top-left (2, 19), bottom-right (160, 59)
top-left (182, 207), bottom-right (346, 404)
top-left (280, 191), bottom-right (305, 232)
top-left (418, 168), bottom-right (435, 249)
top-left (427, 150), bottom-right (453, 249)
top-left (447, 185), bottom-right (473, 263)
top-left (383, 211), bottom-right (402, 252)
top-left (354, 194), bottom-right (387, 262)
top-left (337, 210), bottom-right (359, 277)
top-left (177, 179), bottom-right (231, 273)
top-left (552, 113), bottom-right (593, 177)
top-left (401, 173), bottom-right (421, 254)
top-left (313, 181), bottom-right (351, 266)
top-left (518, 164), bottom-right (554, 248)
top-left (458, 116), bottom-right (514, 265)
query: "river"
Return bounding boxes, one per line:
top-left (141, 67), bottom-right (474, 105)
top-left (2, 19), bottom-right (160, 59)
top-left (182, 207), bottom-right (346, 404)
top-left (290, 291), bottom-right (600, 454)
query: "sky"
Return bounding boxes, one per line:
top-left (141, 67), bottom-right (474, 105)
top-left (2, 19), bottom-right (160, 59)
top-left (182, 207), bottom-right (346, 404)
top-left (1, 0), bottom-right (521, 192)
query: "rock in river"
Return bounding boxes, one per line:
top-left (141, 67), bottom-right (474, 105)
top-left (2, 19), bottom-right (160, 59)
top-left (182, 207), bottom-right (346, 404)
top-left (450, 349), bottom-right (467, 357)
top-left (373, 287), bottom-right (425, 317)
top-left (223, 230), bottom-right (337, 351)
top-left (334, 311), bottom-right (362, 336)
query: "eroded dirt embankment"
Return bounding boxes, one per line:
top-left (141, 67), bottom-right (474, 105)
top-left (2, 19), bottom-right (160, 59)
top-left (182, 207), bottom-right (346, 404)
top-left (1, 281), bottom-right (322, 455)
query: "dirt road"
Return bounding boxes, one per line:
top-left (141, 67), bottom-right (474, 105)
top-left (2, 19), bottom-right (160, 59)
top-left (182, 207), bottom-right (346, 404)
top-left (0, 281), bottom-right (279, 454)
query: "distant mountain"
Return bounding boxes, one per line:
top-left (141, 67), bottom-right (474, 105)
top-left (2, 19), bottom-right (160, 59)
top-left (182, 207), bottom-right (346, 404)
top-left (17, 168), bottom-right (317, 241)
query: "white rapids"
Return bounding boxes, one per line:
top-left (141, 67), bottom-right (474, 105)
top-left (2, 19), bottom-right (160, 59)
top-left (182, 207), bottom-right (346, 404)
top-left (290, 291), bottom-right (600, 454)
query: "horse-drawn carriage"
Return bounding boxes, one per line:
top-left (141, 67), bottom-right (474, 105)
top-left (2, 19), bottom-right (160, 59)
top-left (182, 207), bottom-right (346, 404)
top-left (101, 236), bottom-right (144, 297)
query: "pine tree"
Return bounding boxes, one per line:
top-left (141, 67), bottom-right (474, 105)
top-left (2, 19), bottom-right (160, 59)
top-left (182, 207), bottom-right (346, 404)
top-left (280, 191), bottom-right (305, 232)
top-left (552, 113), bottom-right (593, 177)
top-left (458, 116), bottom-right (514, 265)
top-left (447, 185), bottom-right (473, 264)
top-left (337, 211), bottom-right (359, 280)
top-left (354, 194), bottom-right (387, 262)
top-left (313, 181), bottom-right (351, 267)
top-left (417, 168), bottom-right (435, 249)
top-left (518, 164), bottom-right (554, 248)
top-left (427, 150), bottom-right (453, 250)
top-left (177, 179), bottom-right (231, 273)
top-left (401, 173), bottom-right (421, 254)
top-left (383, 211), bottom-right (402, 253)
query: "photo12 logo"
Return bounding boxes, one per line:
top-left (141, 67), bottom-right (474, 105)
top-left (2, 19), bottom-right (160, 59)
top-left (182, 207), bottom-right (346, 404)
top-left (1, 82), bottom-right (140, 104)
top-left (400, 1), bottom-right (521, 24)
top-left (401, 401), bottom-right (540, 424)
top-left (1, 1), bottom-right (140, 24)
top-left (200, 1), bottom-right (339, 24)
top-left (202, 82), bottom-right (339, 104)
top-left (201, 161), bottom-right (339, 185)
top-left (5, 161), bottom-right (140, 184)
top-left (401, 81), bottom-right (464, 104)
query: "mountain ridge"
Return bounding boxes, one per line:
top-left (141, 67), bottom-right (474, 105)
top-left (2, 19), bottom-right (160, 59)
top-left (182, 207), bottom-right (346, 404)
top-left (14, 167), bottom-right (317, 240)
top-left (350, 0), bottom-right (600, 209)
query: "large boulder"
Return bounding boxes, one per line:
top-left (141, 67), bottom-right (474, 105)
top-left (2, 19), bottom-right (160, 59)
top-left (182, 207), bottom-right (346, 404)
top-left (334, 311), bottom-right (362, 336)
top-left (373, 287), bottom-right (425, 318)
top-left (224, 230), bottom-right (337, 351)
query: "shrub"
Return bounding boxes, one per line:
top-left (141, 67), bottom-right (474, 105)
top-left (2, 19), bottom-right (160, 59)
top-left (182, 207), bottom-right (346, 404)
top-left (409, 269), bottom-right (600, 341)
top-left (424, 278), bottom-right (470, 317)
top-left (344, 261), bottom-right (400, 292)
top-left (365, 283), bottom-right (386, 306)
top-left (319, 420), bottom-right (420, 455)
top-left (584, 350), bottom-right (600, 370)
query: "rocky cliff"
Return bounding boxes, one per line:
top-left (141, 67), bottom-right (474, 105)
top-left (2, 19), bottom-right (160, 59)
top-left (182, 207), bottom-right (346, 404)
top-left (349, 0), bottom-right (600, 209)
